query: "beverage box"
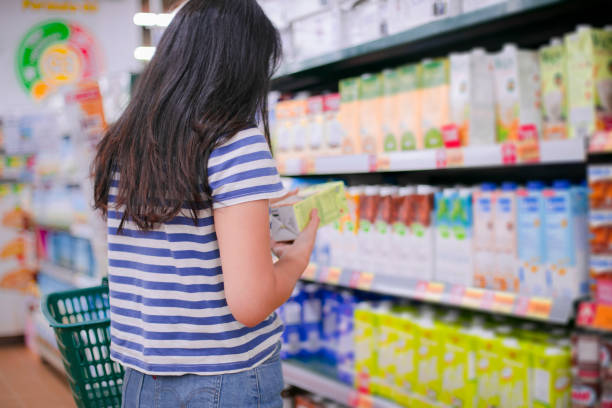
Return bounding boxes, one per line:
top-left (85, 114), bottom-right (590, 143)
top-left (338, 77), bottom-right (362, 154)
top-left (397, 64), bottom-right (423, 150)
top-left (539, 39), bottom-right (568, 140)
top-left (359, 73), bottom-right (384, 155)
top-left (421, 58), bottom-right (450, 149)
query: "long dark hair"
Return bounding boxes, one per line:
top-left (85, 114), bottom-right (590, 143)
top-left (93, 0), bottom-right (281, 230)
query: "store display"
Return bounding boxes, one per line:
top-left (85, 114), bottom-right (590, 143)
top-left (539, 38), bottom-right (568, 140)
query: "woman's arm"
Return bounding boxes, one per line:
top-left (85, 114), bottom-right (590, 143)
top-left (214, 200), bottom-right (319, 327)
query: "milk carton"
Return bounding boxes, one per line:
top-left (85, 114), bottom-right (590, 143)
top-left (532, 345), bottom-right (572, 408)
top-left (374, 186), bottom-right (399, 274)
top-left (451, 187), bottom-right (476, 286)
top-left (337, 291), bottom-right (356, 385)
top-left (343, 186), bottom-right (363, 270)
top-left (449, 49), bottom-right (496, 147)
top-left (377, 308), bottom-right (399, 400)
top-left (517, 182), bottom-right (547, 296)
top-left (413, 307), bottom-right (442, 402)
top-left (381, 69), bottom-right (401, 152)
top-left (435, 188), bottom-right (456, 284)
top-left (279, 284), bottom-right (304, 359)
top-left (292, 99), bottom-right (309, 155)
top-left (499, 337), bottom-right (530, 408)
top-left (473, 183), bottom-right (497, 289)
top-left (301, 284), bottom-right (322, 357)
top-left (475, 326), bottom-right (501, 408)
top-left (320, 289), bottom-right (340, 364)
top-left (412, 185), bottom-right (437, 281)
top-left (273, 100), bottom-right (295, 160)
top-left (354, 302), bottom-right (378, 394)
top-left (323, 93), bottom-right (343, 155)
top-left (307, 96), bottom-right (325, 155)
top-left (421, 58), bottom-right (450, 148)
top-left (338, 77), bottom-right (361, 154)
top-left (543, 180), bottom-right (589, 300)
top-left (392, 311), bottom-right (418, 405)
top-left (539, 39), bottom-right (568, 140)
top-left (359, 73), bottom-right (384, 154)
top-left (494, 182), bottom-right (519, 292)
top-left (358, 186), bottom-right (381, 273)
top-left (392, 186), bottom-right (416, 277)
top-left (492, 44), bottom-right (542, 142)
top-left (565, 26), bottom-right (612, 138)
top-left (397, 64), bottom-right (423, 150)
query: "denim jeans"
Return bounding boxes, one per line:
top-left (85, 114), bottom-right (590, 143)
top-left (121, 344), bottom-right (283, 408)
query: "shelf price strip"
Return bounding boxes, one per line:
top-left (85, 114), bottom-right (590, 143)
top-left (492, 292), bottom-right (516, 314)
top-left (325, 267), bottom-right (342, 285)
top-left (303, 263), bottom-right (318, 281)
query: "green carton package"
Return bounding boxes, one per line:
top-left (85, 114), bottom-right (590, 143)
top-left (270, 182), bottom-right (348, 242)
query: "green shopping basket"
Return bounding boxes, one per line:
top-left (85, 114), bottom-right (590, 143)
top-left (42, 280), bottom-right (124, 408)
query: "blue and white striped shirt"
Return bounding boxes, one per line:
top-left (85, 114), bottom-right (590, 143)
top-left (107, 127), bottom-right (286, 375)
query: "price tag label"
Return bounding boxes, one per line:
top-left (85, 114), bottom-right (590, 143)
top-left (449, 285), bottom-right (465, 304)
top-left (492, 292), bottom-right (516, 314)
top-left (446, 148), bottom-right (464, 168)
top-left (442, 124), bottom-right (461, 148)
top-left (516, 137), bottom-right (540, 163)
top-left (593, 303), bottom-right (612, 331)
top-left (415, 281), bottom-right (429, 300)
top-left (349, 270), bottom-right (361, 288)
top-left (435, 149), bottom-right (447, 168)
top-left (376, 155), bottom-right (390, 171)
top-left (326, 267), bottom-right (342, 285)
top-left (462, 288), bottom-right (485, 309)
top-left (514, 296), bottom-right (530, 316)
top-left (526, 297), bottom-right (552, 319)
top-left (577, 302), bottom-right (597, 327)
top-left (357, 272), bottom-right (374, 290)
top-left (302, 263), bottom-right (318, 281)
top-left (589, 131), bottom-right (612, 153)
top-left (501, 142), bottom-right (517, 164)
top-left (481, 291), bottom-right (495, 309)
top-left (368, 155), bottom-right (378, 172)
top-left (356, 393), bottom-right (373, 408)
top-left (426, 282), bottom-right (444, 301)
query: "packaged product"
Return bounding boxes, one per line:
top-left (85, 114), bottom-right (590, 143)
top-left (338, 77), bottom-right (361, 154)
top-left (517, 181), bottom-right (548, 296)
top-left (354, 302), bottom-right (379, 394)
top-left (474, 324), bottom-right (501, 408)
top-left (412, 185), bottom-right (437, 281)
top-left (449, 49), bottom-right (496, 147)
top-left (413, 306), bottom-right (442, 402)
top-left (498, 336), bottom-right (530, 408)
top-left (532, 345), bottom-right (572, 408)
top-left (375, 306), bottom-right (397, 399)
top-left (292, 99), bottom-right (309, 155)
top-left (279, 284), bottom-right (305, 359)
top-left (300, 284), bottom-right (322, 357)
top-left (320, 289), bottom-right (340, 364)
top-left (397, 64), bottom-right (423, 150)
top-left (337, 291), bottom-right (356, 385)
top-left (494, 182), bottom-right (519, 292)
top-left (306, 95), bottom-right (325, 154)
top-left (421, 58), bottom-right (450, 148)
top-left (273, 100), bottom-right (294, 160)
top-left (565, 25), bottom-right (612, 138)
top-left (270, 182), bottom-right (348, 242)
top-left (358, 186), bottom-right (381, 273)
top-left (381, 69), bottom-right (401, 152)
top-left (539, 39), bottom-right (568, 139)
top-left (373, 186), bottom-right (399, 274)
top-left (543, 180), bottom-right (589, 300)
top-left (573, 333), bottom-right (601, 383)
top-left (435, 188), bottom-right (456, 284)
top-left (343, 186), bottom-right (363, 270)
top-left (359, 73), bottom-right (384, 155)
top-left (392, 186), bottom-right (416, 277)
top-left (323, 93), bottom-right (343, 155)
top-left (571, 381), bottom-right (600, 407)
top-left (492, 44), bottom-right (542, 142)
top-left (392, 310), bottom-right (418, 405)
top-left (473, 183), bottom-right (497, 289)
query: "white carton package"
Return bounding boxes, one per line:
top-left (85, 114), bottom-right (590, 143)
top-left (473, 183), bottom-right (497, 289)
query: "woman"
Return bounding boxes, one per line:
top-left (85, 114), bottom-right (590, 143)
top-left (93, 1), bottom-right (319, 406)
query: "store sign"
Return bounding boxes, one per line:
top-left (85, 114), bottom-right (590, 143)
top-left (16, 20), bottom-right (102, 100)
top-left (22, 0), bottom-right (99, 12)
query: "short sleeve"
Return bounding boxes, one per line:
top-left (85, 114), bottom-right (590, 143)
top-left (208, 127), bottom-right (285, 209)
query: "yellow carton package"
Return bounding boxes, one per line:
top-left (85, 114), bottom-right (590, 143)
top-left (531, 344), bottom-right (571, 408)
top-left (413, 307), bottom-right (442, 403)
top-left (475, 329), bottom-right (501, 408)
top-left (397, 64), bottom-right (423, 150)
top-left (338, 77), bottom-right (362, 154)
top-left (391, 311), bottom-right (418, 406)
top-left (270, 182), bottom-right (348, 242)
top-left (354, 303), bottom-right (379, 395)
top-left (375, 307), bottom-right (398, 399)
top-left (359, 73), bottom-right (384, 155)
top-left (499, 336), bottom-right (531, 408)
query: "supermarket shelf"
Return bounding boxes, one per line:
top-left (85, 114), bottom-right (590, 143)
top-left (279, 138), bottom-right (586, 176)
top-left (38, 261), bottom-right (100, 289)
top-left (271, 0), bottom-right (608, 92)
top-left (577, 302), bottom-right (612, 333)
top-left (301, 263), bottom-right (574, 324)
top-left (36, 222), bottom-right (96, 239)
top-left (282, 360), bottom-right (434, 408)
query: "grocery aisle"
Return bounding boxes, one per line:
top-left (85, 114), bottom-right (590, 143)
top-left (0, 345), bottom-right (73, 408)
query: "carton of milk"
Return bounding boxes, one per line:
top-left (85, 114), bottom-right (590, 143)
top-left (434, 188), bottom-right (456, 284)
top-left (494, 182), bottom-right (519, 292)
top-left (392, 186), bottom-right (416, 277)
top-left (397, 64), bottom-right (423, 150)
top-left (338, 77), bottom-right (362, 154)
top-left (543, 180), bottom-right (589, 300)
top-left (517, 182), bottom-right (548, 296)
top-left (412, 185), bottom-right (438, 281)
top-left (492, 44), bottom-right (542, 142)
top-left (359, 73), bottom-right (384, 155)
top-left (473, 183), bottom-right (497, 289)
top-left (539, 39), bottom-right (568, 140)
top-left (449, 49), bottom-right (496, 147)
top-left (381, 69), bottom-right (401, 152)
top-left (450, 187), bottom-right (475, 287)
top-left (270, 182), bottom-right (348, 242)
top-left (421, 58), bottom-right (450, 149)
top-left (565, 26), bottom-right (612, 138)
top-left (323, 93), bottom-right (343, 156)
top-left (307, 95), bottom-right (325, 154)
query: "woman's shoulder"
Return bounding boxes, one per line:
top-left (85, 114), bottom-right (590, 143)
top-left (210, 127), bottom-right (270, 160)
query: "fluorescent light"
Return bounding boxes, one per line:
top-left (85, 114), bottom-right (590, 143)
top-left (133, 12), bottom-right (157, 27)
top-left (156, 13), bottom-right (173, 27)
top-left (134, 46), bottom-right (156, 61)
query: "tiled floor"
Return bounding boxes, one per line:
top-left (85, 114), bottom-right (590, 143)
top-left (0, 345), bottom-right (74, 408)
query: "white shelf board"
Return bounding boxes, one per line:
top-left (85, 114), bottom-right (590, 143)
top-left (39, 261), bottom-right (100, 289)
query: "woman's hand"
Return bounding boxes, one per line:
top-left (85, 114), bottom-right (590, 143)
top-left (272, 209), bottom-right (320, 271)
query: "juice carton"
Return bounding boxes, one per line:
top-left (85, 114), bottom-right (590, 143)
top-left (543, 180), bottom-right (589, 300)
top-left (342, 186), bottom-right (362, 270)
top-left (392, 310), bottom-right (418, 405)
top-left (279, 284), bottom-right (304, 359)
top-left (374, 186), bottom-right (399, 274)
top-left (382, 69), bottom-right (401, 152)
top-left (354, 302), bottom-right (379, 394)
top-left (320, 289), bottom-right (340, 364)
top-left (450, 187), bottom-right (476, 286)
top-left (292, 99), bottom-right (309, 156)
top-left (494, 182), bottom-right (519, 292)
top-left (499, 336), bottom-right (530, 408)
top-left (359, 73), bottom-right (384, 154)
top-left (358, 186), bottom-right (381, 273)
top-left (306, 95), bottom-right (325, 155)
top-left (413, 307), bottom-right (442, 402)
top-left (300, 284), bottom-right (322, 357)
top-left (270, 182), bottom-right (348, 242)
top-left (539, 39), bottom-right (568, 140)
top-left (338, 77), bottom-right (361, 154)
top-left (337, 291), bottom-right (357, 385)
top-left (435, 188), bottom-right (454, 284)
top-left (474, 325), bottom-right (501, 407)
top-left (377, 308), bottom-right (399, 400)
top-left (413, 185), bottom-right (438, 281)
top-left (273, 100), bottom-right (295, 160)
top-left (517, 182), bottom-right (548, 296)
top-left (421, 58), bottom-right (450, 148)
top-left (492, 44), bottom-right (542, 142)
top-left (439, 312), bottom-right (477, 408)
top-left (473, 183), bottom-right (497, 289)
top-left (449, 49), bottom-right (496, 147)
top-left (532, 344), bottom-right (572, 408)
top-left (565, 26), bottom-right (612, 138)
top-left (397, 64), bottom-right (423, 150)
top-left (392, 186), bottom-right (416, 277)
top-left (323, 93), bottom-right (343, 156)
